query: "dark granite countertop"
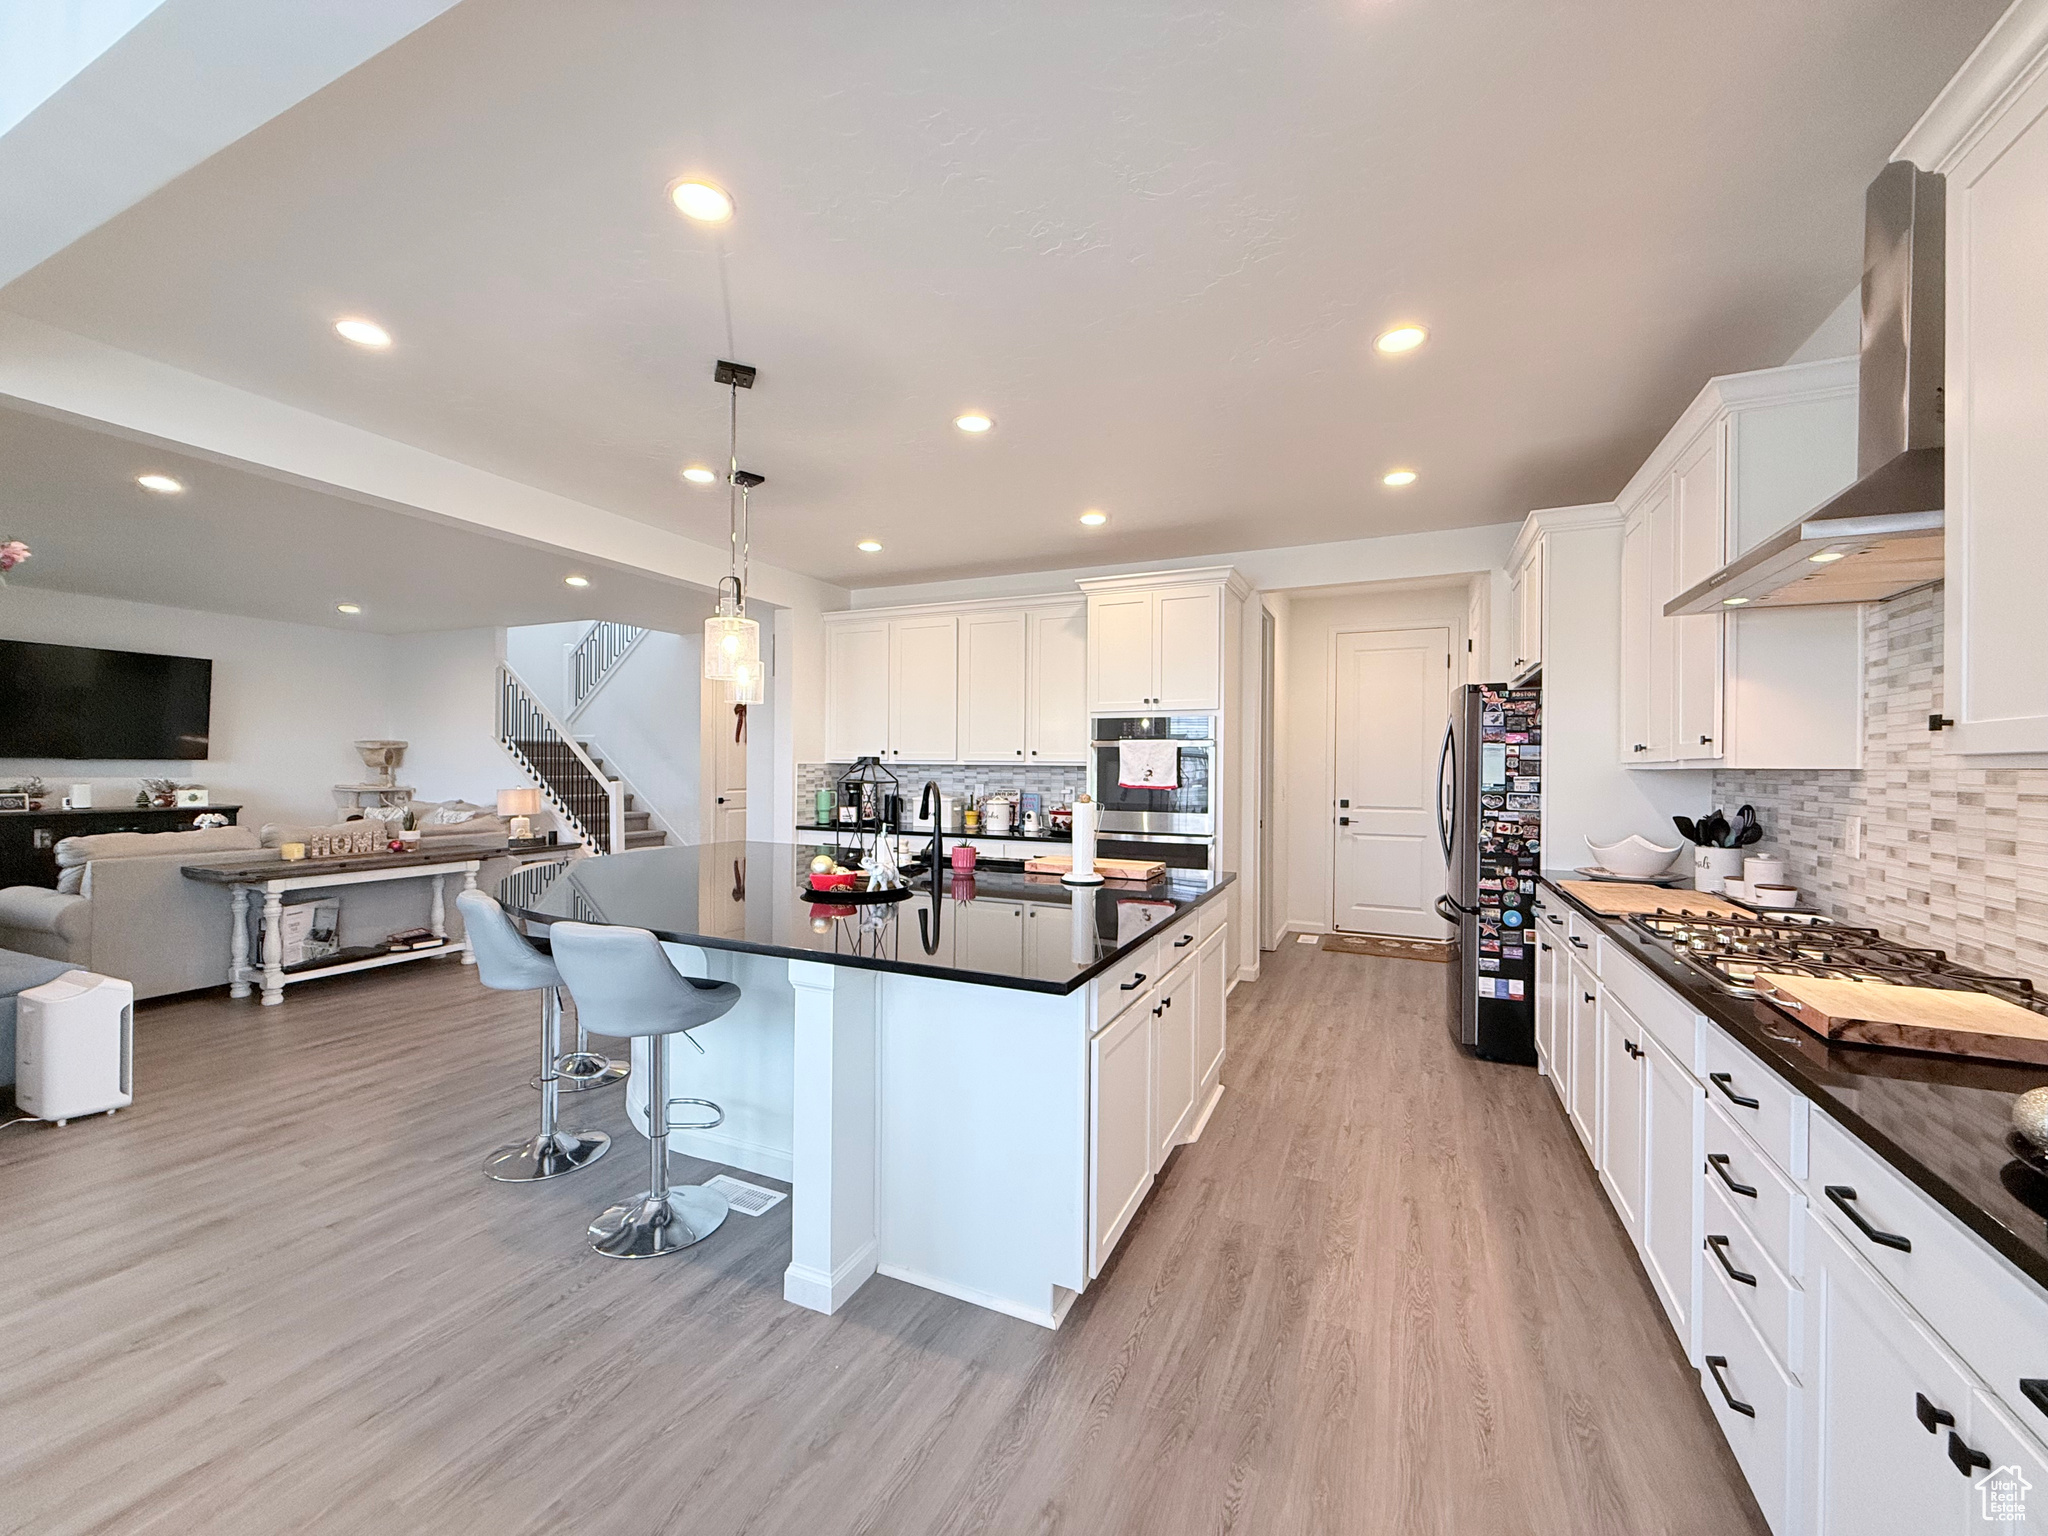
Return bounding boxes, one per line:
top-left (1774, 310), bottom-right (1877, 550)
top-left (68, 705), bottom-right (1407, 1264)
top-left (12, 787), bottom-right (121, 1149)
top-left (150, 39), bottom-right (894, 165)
top-left (796, 822), bottom-right (1074, 843)
top-left (1538, 873), bottom-right (2048, 1293)
top-left (501, 841), bottom-right (1234, 995)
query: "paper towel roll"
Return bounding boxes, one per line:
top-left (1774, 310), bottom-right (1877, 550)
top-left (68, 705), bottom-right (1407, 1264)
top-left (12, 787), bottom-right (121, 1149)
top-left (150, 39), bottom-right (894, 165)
top-left (1064, 796), bottom-right (1104, 885)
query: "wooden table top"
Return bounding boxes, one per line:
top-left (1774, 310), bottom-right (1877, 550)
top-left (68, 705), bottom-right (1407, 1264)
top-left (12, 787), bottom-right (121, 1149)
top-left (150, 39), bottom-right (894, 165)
top-left (181, 839), bottom-right (507, 884)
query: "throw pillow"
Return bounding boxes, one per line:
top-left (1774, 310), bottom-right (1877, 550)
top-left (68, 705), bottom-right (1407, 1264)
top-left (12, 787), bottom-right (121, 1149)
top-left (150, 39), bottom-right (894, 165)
top-left (426, 806), bottom-right (478, 825)
top-left (56, 865), bottom-right (85, 896)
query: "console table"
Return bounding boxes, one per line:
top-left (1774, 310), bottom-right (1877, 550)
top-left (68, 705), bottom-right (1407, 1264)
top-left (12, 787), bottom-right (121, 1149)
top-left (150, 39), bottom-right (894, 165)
top-left (182, 843), bottom-right (494, 1006)
top-left (0, 805), bottom-right (243, 889)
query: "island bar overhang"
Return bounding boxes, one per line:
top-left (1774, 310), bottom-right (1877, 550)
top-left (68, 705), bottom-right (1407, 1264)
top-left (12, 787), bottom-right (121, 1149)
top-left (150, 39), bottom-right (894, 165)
top-left (503, 842), bottom-right (1234, 1326)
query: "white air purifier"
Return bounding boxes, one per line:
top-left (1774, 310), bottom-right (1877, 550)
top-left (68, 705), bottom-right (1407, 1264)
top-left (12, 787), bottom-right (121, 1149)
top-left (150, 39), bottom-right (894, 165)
top-left (15, 970), bottom-right (134, 1125)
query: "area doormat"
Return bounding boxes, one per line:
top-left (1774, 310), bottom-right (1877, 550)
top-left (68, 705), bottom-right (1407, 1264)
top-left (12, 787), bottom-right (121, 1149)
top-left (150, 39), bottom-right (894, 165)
top-left (1320, 933), bottom-right (1455, 963)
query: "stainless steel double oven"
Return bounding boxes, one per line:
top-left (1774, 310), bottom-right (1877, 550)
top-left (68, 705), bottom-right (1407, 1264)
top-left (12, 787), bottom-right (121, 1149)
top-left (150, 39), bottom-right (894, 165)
top-left (1088, 714), bottom-right (1217, 872)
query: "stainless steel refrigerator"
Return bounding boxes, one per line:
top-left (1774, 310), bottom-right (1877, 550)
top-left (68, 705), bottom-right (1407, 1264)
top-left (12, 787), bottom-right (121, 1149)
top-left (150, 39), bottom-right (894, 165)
top-left (1434, 683), bottom-right (1540, 1064)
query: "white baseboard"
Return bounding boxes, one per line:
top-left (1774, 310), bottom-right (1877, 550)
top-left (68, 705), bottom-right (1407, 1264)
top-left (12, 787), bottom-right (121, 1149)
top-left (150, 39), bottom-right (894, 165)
top-left (876, 1262), bottom-right (1064, 1330)
top-left (784, 1238), bottom-right (878, 1314)
top-left (663, 1127), bottom-right (793, 1183)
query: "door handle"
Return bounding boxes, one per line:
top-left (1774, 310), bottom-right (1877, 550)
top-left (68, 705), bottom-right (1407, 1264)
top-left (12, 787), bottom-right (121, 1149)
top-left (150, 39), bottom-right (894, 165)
top-left (1824, 1185), bottom-right (1911, 1252)
top-left (1705, 1234), bottom-right (1755, 1287)
top-left (1709, 1072), bottom-right (1759, 1109)
top-left (1706, 1152), bottom-right (1757, 1198)
top-left (1338, 817), bottom-right (1351, 826)
top-left (1703, 1356), bottom-right (1755, 1419)
top-left (1947, 1432), bottom-right (1990, 1477)
top-left (1582, 992), bottom-right (1596, 1004)
top-left (1699, 735), bottom-right (1713, 746)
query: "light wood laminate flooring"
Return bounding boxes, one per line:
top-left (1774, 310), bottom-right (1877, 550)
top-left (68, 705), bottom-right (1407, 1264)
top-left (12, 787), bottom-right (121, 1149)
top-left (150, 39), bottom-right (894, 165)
top-left (0, 942), bottom-right (1766, 1535)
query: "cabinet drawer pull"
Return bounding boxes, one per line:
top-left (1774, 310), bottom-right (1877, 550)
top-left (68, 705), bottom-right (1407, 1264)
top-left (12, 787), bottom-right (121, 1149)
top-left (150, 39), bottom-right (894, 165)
top-left (1547, 913), bottom-right (1564, 926)
top-left (1539, 943), bottom-right (1552, 953)
top-left (1825, 1185), bottom-right (1911, 1252)
top-left (1625, 1039), bottom-right (1642, 1060)
top-left (1706, 1153), bottom-right (1757, 1199)
top-left (1709, 1072), bottom-right (1759, 1109)
top-left (1705, 1234), bottom-right (1755, 1286)
top-left (1703, 1356), bottom-right (1755, 1418)
top-left (1947, 1431), bottom-right (1990, 1478)
top-left (1174, 934), bottom-right (1195, 948)
top-left (2022, 1379), bottom-right (2048, 1421)
top-left (1120, 972), bottom-right (1147, 991)
top-left (1583, 992), bottom-right (1596, 1004)
top-left (1915, 1392), bottom-right (1955, 1434)
top-left (1568, 935), bottom-right (1589, 950)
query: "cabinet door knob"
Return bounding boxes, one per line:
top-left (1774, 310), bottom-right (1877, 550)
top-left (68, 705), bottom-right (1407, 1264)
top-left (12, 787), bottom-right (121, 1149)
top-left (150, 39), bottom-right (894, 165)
top-left (1582, 992), bottom-right (1595, 1004)
top-left (1947, 1432), bottom-right (1990, 1478)
top-left (1699, 735), bottom-right (1713, 746)
top-left (1915, 1392), bottom-right (1956, 1434)
top-left (1633, 744), bottom-right (1648, 753)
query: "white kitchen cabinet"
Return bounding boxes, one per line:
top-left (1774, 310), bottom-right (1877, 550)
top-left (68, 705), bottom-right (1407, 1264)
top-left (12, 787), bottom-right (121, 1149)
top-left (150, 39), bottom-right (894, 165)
top-left (952, 898), bottom-right (1025, 975)
top-left (1970, 1388), bottom-right (2048, 1536)
top-left (1150, 957), bottom-right (1196, 1163)
top-left (1612, 359), bottom-right (1861, 769)
top-left (1701, 1260), bottom-right (1803, 1536)
top-left (1640, 1028), bottom-right (1704, 1356)
top-left (1195, 927), bottom-right (1227, 1098)
top-left (1534, 920), bottom-right (1561, 1078)
top-left (959, 611), bottom-right (1029, 763)
top-left (1805, 1210), bottom-right (1974, 1536)
top-left (1026, 603), bottom-right (1089, 763)
top-left (1079, 569), bottom-right (1244, 715)
top-left (888, 615), bottom-right (959, 762)
top-left (1507, 535), bottom-right (1544, 680)
top-left (1598, 991), bottom-right (1647, 1242)
top-left (1566, 957), bottom-right (1600, 1158)
top-left (824, 619), bottom-right (891, 760)
top-left (1089, 990), bottom-right (1154, 1278)
top-left (1929, 36), bottom-right (2048, 755)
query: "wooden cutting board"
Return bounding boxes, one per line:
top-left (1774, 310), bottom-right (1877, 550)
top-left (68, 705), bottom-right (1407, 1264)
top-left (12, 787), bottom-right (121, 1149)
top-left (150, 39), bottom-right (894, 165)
top-left (1556, 881), bottom-right (1747, 918)
top-left (1022, 855), bottom-right (1165, 881)
top-left (1753, 971), bottom-right (2048, 1066)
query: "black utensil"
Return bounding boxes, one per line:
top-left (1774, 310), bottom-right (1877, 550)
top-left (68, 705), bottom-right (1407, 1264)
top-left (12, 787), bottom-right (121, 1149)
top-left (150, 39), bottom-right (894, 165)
top-left (1700, 809), bottom-right (1728, 848)
top-left (1673, 816), bottom-right (1700, 845)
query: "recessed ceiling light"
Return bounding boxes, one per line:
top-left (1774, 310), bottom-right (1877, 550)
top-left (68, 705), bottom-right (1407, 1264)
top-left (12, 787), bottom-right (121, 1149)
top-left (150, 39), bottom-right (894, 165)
top-left (953, 413), bottom-right (994, 434)
top-left (1382, 469), bottom-right (1418, 487)
top-left (1079, 510), bottom-right (1108, 527)
top-left (336, 603), bottom-right (362, 615)
top-left (1374, 324), bottom-right (1428, 355)
top-left (136, 473), bottom-right (183, 494)
top-left (857, 540), bottom-right (883, 553)
top-left (1808, 549), bottom-right (1847, 563)
top-left (564, 575), bottom-right (590, 588)
top-left (1723, 597), bottom-right (1750, 606)
top-left (668, 179), bottom-right (734, 223)
top-left (681, 465), bottom-right (717, 484)
top-left (334, 317), bottom-right (391, 349)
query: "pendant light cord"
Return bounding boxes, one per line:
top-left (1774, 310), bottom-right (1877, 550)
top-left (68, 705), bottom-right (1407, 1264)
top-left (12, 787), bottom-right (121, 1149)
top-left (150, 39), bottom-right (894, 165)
top-left (726, 380), bottom-right (742, 611)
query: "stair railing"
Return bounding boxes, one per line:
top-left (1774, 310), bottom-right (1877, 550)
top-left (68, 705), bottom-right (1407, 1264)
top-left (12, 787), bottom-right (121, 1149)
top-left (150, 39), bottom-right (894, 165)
top-left (497, 664), bottom-right (624, 854)
top-left (568, 622), bottom-right (646, 718)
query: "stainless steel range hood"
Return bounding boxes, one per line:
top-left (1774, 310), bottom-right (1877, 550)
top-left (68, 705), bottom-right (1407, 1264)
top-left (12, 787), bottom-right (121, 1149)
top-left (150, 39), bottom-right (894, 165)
top-left (1668, 161), bottom-right (1945, 616)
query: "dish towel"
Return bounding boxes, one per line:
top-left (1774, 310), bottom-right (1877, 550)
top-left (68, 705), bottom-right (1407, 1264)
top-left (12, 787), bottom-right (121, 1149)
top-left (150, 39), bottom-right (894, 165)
top-left (1118, 740), bottom-right (1180, 789)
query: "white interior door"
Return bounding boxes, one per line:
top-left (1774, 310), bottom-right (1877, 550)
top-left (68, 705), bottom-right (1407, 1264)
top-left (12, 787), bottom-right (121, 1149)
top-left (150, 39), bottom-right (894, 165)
top-left (1331, 626), bottom-right (1450, 938)
top-left (700, 683), bottom-right (748, 844)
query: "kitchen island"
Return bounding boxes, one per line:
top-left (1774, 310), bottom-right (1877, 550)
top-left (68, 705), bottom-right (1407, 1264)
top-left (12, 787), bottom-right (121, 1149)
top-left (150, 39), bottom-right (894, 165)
top-left (502, 842), bottom-right (1233, 1327)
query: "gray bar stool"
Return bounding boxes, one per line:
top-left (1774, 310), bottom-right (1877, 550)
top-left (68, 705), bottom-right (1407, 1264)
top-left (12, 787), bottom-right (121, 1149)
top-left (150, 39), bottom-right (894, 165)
top-left (548, 921), bottom-right (740, 1258)
top-left (457, 891), bottom-right (610, 1182)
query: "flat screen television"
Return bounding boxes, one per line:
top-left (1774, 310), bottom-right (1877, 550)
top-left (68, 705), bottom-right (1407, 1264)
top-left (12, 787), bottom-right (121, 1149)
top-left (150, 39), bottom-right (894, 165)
top-left (0, 640), bottom-right (213, 760)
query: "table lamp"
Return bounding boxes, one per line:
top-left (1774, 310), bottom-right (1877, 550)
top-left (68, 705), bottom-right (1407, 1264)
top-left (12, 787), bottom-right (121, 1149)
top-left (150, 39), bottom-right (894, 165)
top-left (497, 787), bottom-right (542, 841)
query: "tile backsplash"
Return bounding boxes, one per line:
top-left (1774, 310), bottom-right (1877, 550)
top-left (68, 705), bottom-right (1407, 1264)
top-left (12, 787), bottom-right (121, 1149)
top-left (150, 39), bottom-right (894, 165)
top-left (797, 762), bottom-right (1087, 817)
top-left (1714, 583), bottom-right (2048, 986)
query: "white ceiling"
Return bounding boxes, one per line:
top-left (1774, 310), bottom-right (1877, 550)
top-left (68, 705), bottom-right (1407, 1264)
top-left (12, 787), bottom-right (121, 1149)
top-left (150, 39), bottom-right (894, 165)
top-left (0, 403), bottom-right (717, 634)
top-left (0, 0), bottom-right (2004, 588)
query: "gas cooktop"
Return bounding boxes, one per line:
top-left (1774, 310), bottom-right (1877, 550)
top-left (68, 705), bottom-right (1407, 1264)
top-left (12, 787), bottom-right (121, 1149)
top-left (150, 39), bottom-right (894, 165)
top-left (1627, 910), bottom-right (2048, 1021)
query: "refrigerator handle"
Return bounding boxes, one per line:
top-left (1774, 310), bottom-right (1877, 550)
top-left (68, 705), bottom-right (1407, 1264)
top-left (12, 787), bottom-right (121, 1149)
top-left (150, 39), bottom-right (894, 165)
top-left (1435, 717), bottom-right (1456, 864)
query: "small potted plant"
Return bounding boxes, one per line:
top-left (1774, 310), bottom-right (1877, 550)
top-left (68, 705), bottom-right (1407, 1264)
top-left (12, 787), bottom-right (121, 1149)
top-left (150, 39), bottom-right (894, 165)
top-left (399, 806), bottom-right (422, 847)
top-left (139, 778), bottom-right (181, 809)
top-left (19, 776), bottom-right (46, 811)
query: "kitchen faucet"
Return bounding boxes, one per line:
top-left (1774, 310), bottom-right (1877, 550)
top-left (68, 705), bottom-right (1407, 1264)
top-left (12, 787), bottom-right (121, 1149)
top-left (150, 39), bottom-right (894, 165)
top-left (919, 781), bottom-right (943, 887)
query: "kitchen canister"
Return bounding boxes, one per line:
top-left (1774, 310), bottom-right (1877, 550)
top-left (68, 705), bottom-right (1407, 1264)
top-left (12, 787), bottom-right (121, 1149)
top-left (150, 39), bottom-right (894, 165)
top-left (1743, 855), bottom-right (1786, 888)
top-left (1693, 845), bottom-right (1745, 893)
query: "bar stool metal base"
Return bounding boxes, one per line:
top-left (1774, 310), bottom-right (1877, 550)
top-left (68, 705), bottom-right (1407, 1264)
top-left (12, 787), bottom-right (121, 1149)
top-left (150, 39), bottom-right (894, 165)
top-left (588, 1186), bottom-right (729, 1258)
top-left (484, 1129), bottom-right (611, 1182)
top-left (554, 1051), bottom-right (630, 1091)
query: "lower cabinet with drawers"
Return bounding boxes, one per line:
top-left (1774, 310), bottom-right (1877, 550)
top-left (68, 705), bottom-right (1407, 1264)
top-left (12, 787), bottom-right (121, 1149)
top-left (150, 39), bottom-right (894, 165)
top-left (1537, 889), bottom-right (2048, 1536)
top-left (1088, 906), bottom-right (1228, 1278)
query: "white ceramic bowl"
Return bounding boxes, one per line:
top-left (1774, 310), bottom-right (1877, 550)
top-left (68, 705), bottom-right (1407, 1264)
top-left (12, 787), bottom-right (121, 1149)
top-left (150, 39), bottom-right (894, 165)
top-left (1586, 834), bottom-right (1683, 879)
top-left (1750, 883), bottom-right (1799, 909)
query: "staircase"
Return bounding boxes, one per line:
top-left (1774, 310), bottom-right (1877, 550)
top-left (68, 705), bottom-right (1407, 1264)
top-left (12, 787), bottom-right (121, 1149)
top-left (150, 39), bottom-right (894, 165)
top-left (576, 742), bottom-right (666, 851)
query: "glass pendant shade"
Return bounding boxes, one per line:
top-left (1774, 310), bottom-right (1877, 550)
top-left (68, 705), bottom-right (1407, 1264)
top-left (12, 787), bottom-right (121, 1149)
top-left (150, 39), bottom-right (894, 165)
top-left (726, 656), bottom-right (765, 705)
top-left (703, 607), bottom-right (760, 683)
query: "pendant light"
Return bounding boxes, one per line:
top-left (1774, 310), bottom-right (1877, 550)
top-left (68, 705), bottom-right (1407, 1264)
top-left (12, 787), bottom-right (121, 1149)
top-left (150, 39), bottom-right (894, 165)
top-left (702, 360), bottom-right (764, 702)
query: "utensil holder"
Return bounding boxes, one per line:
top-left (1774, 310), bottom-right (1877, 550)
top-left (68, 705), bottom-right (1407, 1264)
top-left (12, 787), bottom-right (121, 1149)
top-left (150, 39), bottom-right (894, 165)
top-left (1693, 845), bottom-right (1744, 893)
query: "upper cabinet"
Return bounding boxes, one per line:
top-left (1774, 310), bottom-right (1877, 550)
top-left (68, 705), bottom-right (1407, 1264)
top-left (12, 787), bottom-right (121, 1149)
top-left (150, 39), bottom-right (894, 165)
top-left (1508, 534), bottom-right (1545, 681)
top-left (1905, 13), bottom-right (2048, 755)
top-left (1613, 360), bottom-right (1863, 770)
top-left (822, 598), bottom-right (1087, 766)
top-left (1079, 569), bottom-right (1246, 715)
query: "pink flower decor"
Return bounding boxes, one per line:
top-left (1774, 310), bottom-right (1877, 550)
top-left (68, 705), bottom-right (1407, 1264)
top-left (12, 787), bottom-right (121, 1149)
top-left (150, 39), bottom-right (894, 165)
top-left (0, 540), bottom-right (28, 580)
